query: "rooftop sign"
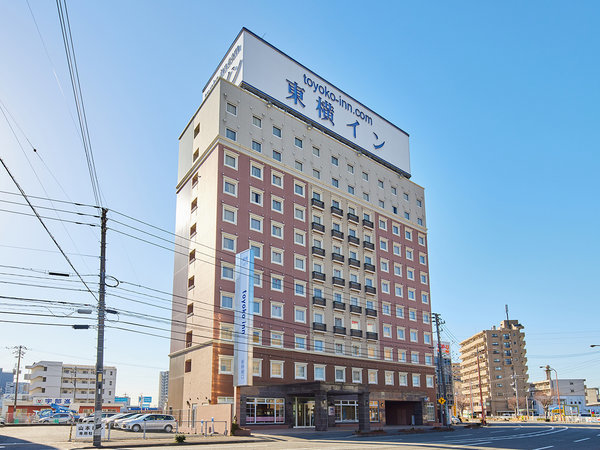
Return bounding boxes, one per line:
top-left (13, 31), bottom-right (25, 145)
top-left (203, 28), bottom-right (411, 176)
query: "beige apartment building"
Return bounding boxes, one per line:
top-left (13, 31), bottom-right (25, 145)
top-left (459, 320), bottom-right (528, 417)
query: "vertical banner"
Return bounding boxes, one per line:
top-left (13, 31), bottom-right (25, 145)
top-left (233, 248), bottom-right (254, 387)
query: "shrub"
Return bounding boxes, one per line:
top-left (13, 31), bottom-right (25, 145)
top-left (175, 434), bottom-right (186, 443)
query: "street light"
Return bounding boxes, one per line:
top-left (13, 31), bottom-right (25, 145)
top-left (540, 365), bottom-right (561, 420)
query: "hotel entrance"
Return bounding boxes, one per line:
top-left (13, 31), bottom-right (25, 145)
top-left (293, 397), bottom-right (315, 427)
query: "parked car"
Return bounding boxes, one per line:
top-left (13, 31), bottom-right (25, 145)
top-left (115, 413), bottom-right (145, 428)
top-left (103, 413), bottom-right (136, 425)
top-left (0, 416), bottom-right (5, 425)
top-left (81, 412), bottom-right (118, 423)
top-left (123, 414), bottom-right (176, 432)
top-left (39, 413), bottom-right (75, 424)
top-left (451, 416), bottom-right (462, 424)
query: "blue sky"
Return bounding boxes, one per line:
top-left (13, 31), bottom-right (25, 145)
top-left (1, 0), bottom-right (599, 401)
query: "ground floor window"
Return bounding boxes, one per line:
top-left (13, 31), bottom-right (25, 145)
top-left (246, 397), bottom-right (285, 424)
top-left (369, 400), bottom-right (380, 422)
top-left (335, 400), bottom-right (357, 423)
top-left (425, 402), bottom-right (435, 422)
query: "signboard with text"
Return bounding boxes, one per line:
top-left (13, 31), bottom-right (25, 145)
top-left (233, 248), bottom-right (255, 387)
top-left (75, 423), bottom-right (105, 439)
top-left (203, 28), bottom-right (411, 176)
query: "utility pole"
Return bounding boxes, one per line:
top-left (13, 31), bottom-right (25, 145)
top-left (433, 313), bottom-right (448, 426)
top-left (469, 381), bottom-right (474, 418)
top-left (7, 345), bottom-right (27, 423)
top-left (512, 367), bottom-right (519, 417)
top-left (476, 346), bottom-right (486, 425)
top-left (93, 208), bottom-right (108, 448)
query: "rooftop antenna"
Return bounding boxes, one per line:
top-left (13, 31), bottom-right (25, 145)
top-left (505, 304), bottom-right (510, 322)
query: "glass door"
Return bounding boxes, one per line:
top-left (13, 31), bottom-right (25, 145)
top-left (294, 397), bottom-right (315, 427)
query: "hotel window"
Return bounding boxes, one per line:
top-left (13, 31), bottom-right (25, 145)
top-left (411, 352), bottom-right (419, 364)
top-left (271, 331), bottom-right (283, 347)
top-left (419, 254), bottom-right (427, 265)
top-left (396, 305), bottom-right (404, 318)
top-left (253, 359), bottom-right (262, 377)
top-left (395, 284), bottom-right (403, 297)
top-left (382, 302), bottom-right (391, 316)
top-left (418, 234), bottom-right (426, 246)
top-left (295, 363), bottom-right (307, 380)
top-left (313, 168), bottom-right (321, 179)
top-left (381, 280), bottom-right (390, 294)
top-left (272, 150), bottom-right (282, 161)
top-left (219, 356), bottom-right (233, 374)
top-left (399, 372), bottom-right (408, 386)
top-left (331, 155), bottom-right (339, 166)
top-left (313, 311), bottom-right (324, 324)
top-left (295, 335), bottom-right (307, 350)
top-left (223, 179), bottom-right (237, 196)
top-left (347, 185), bottom-right (355, 195)
top-left (335, 367), bottom-right (346, 382)
top-left (312, 146), bottom-right (320, 156)
top-left (405, 229), bottom-right (413, 240)
top-left (409, 309), bottom-right (417, 321)
top-left (403, 192), bottom-right (409, 201)
top-left (294, 255), bottom-right (306, 271)
top-left (252, 115), bottom-right (262, 128)
top-left (224, 152), bottom-right (237, 169)
top-left (425, 354), bottom-right (433, 365)
top-left (226, 102), bottom-right (237, 115)
top-left (423, 312), bottom-right (430, 324)
top-left (397, 327), bottom-right (406, 340)
top-left (417, 218), bottom-right (423, 226)
top-left (250, 188), bottom-right (263, 206)
top-left (294, 230), bottom-right (305, 246)
top-left (362, 171), bottom-right (369, 181)
top-left (380, 238), bottom-right (388, 251)
top-left (424, 333), bottom-right (432, 345)
top-left (272, 126), bottom-right (282, 138)
top-left (394, 263), bottom-right (402, 276)
top-left (271, 275), bottom-right (283, 292)
top-left (294, 281), bottom-right (305, 296)
top-left (249, 215), bottom-right (262, 232)
top-left (383, 324), bottom-right (392, 338)
top-left (331, 177), bottom-right (339, 188)
top-left (363, 192), bottom-right (370, 201)
top-left (379, 200), bottom-right (385, 208)
top-left (406, 249), bottom-right (414, 260)
top-left (271, 196), bottom-right (283, 213)
top-left (410, 330), bottom-right (418, 343)
top-left (252, 329), bottom-right (262, 345)
top-left (398, 350), bottom-right (407, 363)
top-left (352, 368), bottom-right (362, 383)
top-left (426, 375), bottom-right (434, 388)
top-left (222, 234), bottom-right (236, 252)
top-left (295, 160), bottom-right (303, 171)
top-left (251, 140), bottom-right (262, 153)
top-left (367, 345), bottom-right (377, 359)
top-left (368, 369), bottom-right (378, 384)
top-left (417, 199), bottom-right (422, 207)
top-left (314, 339), bottom-right (324, 352)
top-left (392, 224), bottom-right (400, 235)
top-left (314, 365), bottom-right (326, 381)
top-left (385, 371), bottom-right (394, 385)
top-left (393, 244), bottom-right (401, 256)
top-left (383, 347), bottom-right (393, 361)
top-left (422, 292), bottom-right (429, 304)
top-left (251, 163), bottom-right (263, 180)
top-left (252, 298), bottom-right (262, 315)
top-left (272, 172), bottom-right (283, 187)
top-left (220, 323), bottom-right (234, 341)
top-left (225, 128), bottom-right (237, 141)
top-left (221, 264), bottom-right (234, 281)
top-left (407, 288), bottom-right (416, 301)
top-left (420, 273), bottom-right (428, 285)
top-left (334, 342), bottom-right (344, 355)
top-left (294, 182), bottom-right (305, 196)
top-left (270, 360), bottom-right (284, 378)
top-left (391, 186), bottom-right (397, 195)
top-left (412, 374), bottom-right (421, 387)
top-left (379, 218), bottom-right (387, 230)
top-left (271, 248), bottom-right (283, 265)
top-left (294, 206), bottom-right (305, 221)
top-left (270, 301), bottom-right (283, 320)
top-left (351, 343), bottom-right (361, 357)
top-left (294, 137), bottom-right (303, 148)
top-left (407, 268), bottom-right (415, 280)
top-left (404, 212), bottom-right (410, 220)
top-left (380, 260), bottom-right (389, 273)
top-left (271, 222), bottom-right (283, 239)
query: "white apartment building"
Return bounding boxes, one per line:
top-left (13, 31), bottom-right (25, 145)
top-left (25, 361), bottom-right (117, 404)
top-left (158, 371), bottom-right (169, 411)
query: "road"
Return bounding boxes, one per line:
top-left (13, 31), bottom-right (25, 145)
top-left (1, 422), bottom-right (600, 449)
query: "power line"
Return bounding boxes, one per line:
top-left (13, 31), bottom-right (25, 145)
top-left (0, 190), bottom-right (98, 209)
top-left (0, 197), bottom-right (100, 218)
top-left (0, 206), bottom-right (98, 227)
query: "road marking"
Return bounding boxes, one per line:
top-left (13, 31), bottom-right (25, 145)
top-left (466, 442), bottom-right (492, 446)
top-left (532, 446), bottom-right (553, 450)
top-left (574, 438), bottom-right (590, 442)
top-left (490, 430), bottom-right (505, 433)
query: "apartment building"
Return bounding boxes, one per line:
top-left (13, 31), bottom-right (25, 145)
top-left (531, 378), bottom-right (589, 415)
top-left (459, 320), bottom-right (528, 416)
top-left (25, 361), bottom-right (117, 404)
top-left (158, 371), bottom-right (169, 411)
top-left (168, 28), bottom-right (436, 431)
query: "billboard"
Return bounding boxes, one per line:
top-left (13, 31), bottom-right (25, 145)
top-left (233, 248), bottom-right (255, 387)
top-left (434, 341), bottom-right (451, 357)
top-left (203, 28), bottom-right (411, 176)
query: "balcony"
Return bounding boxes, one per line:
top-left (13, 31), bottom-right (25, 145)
top-left (363, 241), bottom-right (375, 250)
top-left (347, 212), bottom-right (359, 223)
top-left (333, 326), bottom-right (346, 335)
top-left (365, 285), bottom-right (376, 294)
top-left (347, 235), bottom-right (360, 245)
top-left (311, 198), bottom-right (325, 209)
top-left (349, 281), bottom-right (361, 291)
top-left (349, 305), bottom-right (362, 314)
top-left (365, 308), bottom-right (378, 317)
top-left (366, 331), bottom-right (378, 340)
top-left (312, 296), bottom-right (326, 307)
top-left (312, 271), bottom-right (326, 281)
top-left (362, 218), bottom-right (374, 229)
top-left (332, 276), bottom-right (345, 287)
top-left (331, 229), bottom-right (344, 240)
top-left (332, 252), bottom-right (345, 263)
top-left (364, 262), bottom-right (376, 272)
top-left (311, 246), bottom-right (325, 257)
top-left (313, 322), bottom-right (326, 332)
top-left (331, 205), bottom-right (344, 217)
top-left (311, 222), bottom-right (325, 233)
top-left (348, 257), bottom-right (360, 268)
top-left (333, 301), bottom-right (346, 311)
top-left (350, 329), bottom-right (363, 338)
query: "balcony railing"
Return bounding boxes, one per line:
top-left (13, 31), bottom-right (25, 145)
top-left (348, 235), bottom-right (360, 245)
top-left (349, 281), bottom-right (361, 291)
top-left (312, 271), bottom-right (326, 281)
top-left (332, 276), bottom-right (345, 286)
top-left (365, 308), bottom-right (377, 317)
top-left (333, 326), bottom-right (346, 335)
top-left (332, 252), bottom-right (344, 263)
top-left (364, 262), bottom-right (376, 272)
top-left (350, 329), bottom-right (363, 338)
top-left (331, 206), bottom-right (344, 217)
top-left (366, 331), bottom-right (378, 340)
top-left (365, 285), bottom-right (377, 294)
top-left (311, 246), bottom-right (325, 257)
top-left (348, 257), bottom-right (360, 268)
top-left (349, 305), bottom-right (362, 314)
top-left (332, 301), bottom-right (346, 311)
top-left (312, 296), bottom-right (326, 307)
top-left (313, 322), bottom-right (326, 332)
top-left (311, 198), bottom-right (325, 209)
top-left (363, 241), bottom-right (375, 250)
top-left (347, 212), bottom-right (359, 223)
top-left (362, 218), bottom-right (374, 228)
top-left (311, 222), bottom-right (325, 233)
top-left (331, 229), bottom-right (344, 240)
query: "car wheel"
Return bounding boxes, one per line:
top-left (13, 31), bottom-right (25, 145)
top-left (164, 425), bottom-right (173, 433)
top-left (132, 424), bottom-right (141, 432)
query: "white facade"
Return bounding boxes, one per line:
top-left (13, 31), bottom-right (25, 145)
top-left (158, 371), bottom-right (168, 411)
top-left (531, 379), bottom-right (591, 415)
top-left (25, 361), bottom-right (117, 404)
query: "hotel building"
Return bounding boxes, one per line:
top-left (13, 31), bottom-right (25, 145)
top-left (168, 29), bottom-right (436, 430)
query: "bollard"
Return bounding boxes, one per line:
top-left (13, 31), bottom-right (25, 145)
top-left (200, 419), bottom-right (204, 436)
top-left (211, 417), bottom-right (214, 435)
top-left (107, 422), bottom-right (111, 441)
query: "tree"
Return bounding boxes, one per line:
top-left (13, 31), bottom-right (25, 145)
top-left (507, 397), bottom-right (527, 415)
top-left (534, 392), bottom-right (553, 420)
top-left (454, 394), bottom-right (469, 418)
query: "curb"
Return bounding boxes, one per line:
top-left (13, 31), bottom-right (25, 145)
top-left (71, 436), bottom-right (267, 449)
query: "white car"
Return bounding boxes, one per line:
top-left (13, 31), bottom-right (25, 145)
top-left (123, 414), bottom-right (176, 432)
top-left (116, 413), bottom-right (145, 429)
top-left (103, 413), bottom-right (135, 425)
top-left (39, 413), bottom-right (75, 424)
top-left (81, 412), bottom-right (117, 423)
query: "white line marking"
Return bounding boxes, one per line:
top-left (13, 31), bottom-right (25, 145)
top-left (490, 430), bottom-right (505, 433)
top-left (574, 438), bottom-right (590, 442)
top-left (532, 446), bottom-right (553, 450)
top-left (466, 442), bottom-right (492, 446)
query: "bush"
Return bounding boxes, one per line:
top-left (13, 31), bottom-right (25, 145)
top-left (175, 434), bottom-right (186, 443)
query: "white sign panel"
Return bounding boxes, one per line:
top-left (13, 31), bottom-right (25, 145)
top-left (203, 29), bottom-right (410, 176)
top-left (75, 423), bottom-right (105, 439)
top-left (32, 397), bottom-right (74, 406)
top-left (233, 248), bottom-right (255, 387)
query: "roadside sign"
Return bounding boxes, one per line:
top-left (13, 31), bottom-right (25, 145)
top-left (75, 423), bottom-right (105, 439)
top-left (438, 397), bottom-right (446, 405)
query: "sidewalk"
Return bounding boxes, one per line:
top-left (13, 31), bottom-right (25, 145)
top-left (71, 435), bottom-right (268, 449)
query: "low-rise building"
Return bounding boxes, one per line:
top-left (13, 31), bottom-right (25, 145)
top-left (585, 387), bottom-right (600, 406)
top-left (531, 376), bottom-right (589, 416)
